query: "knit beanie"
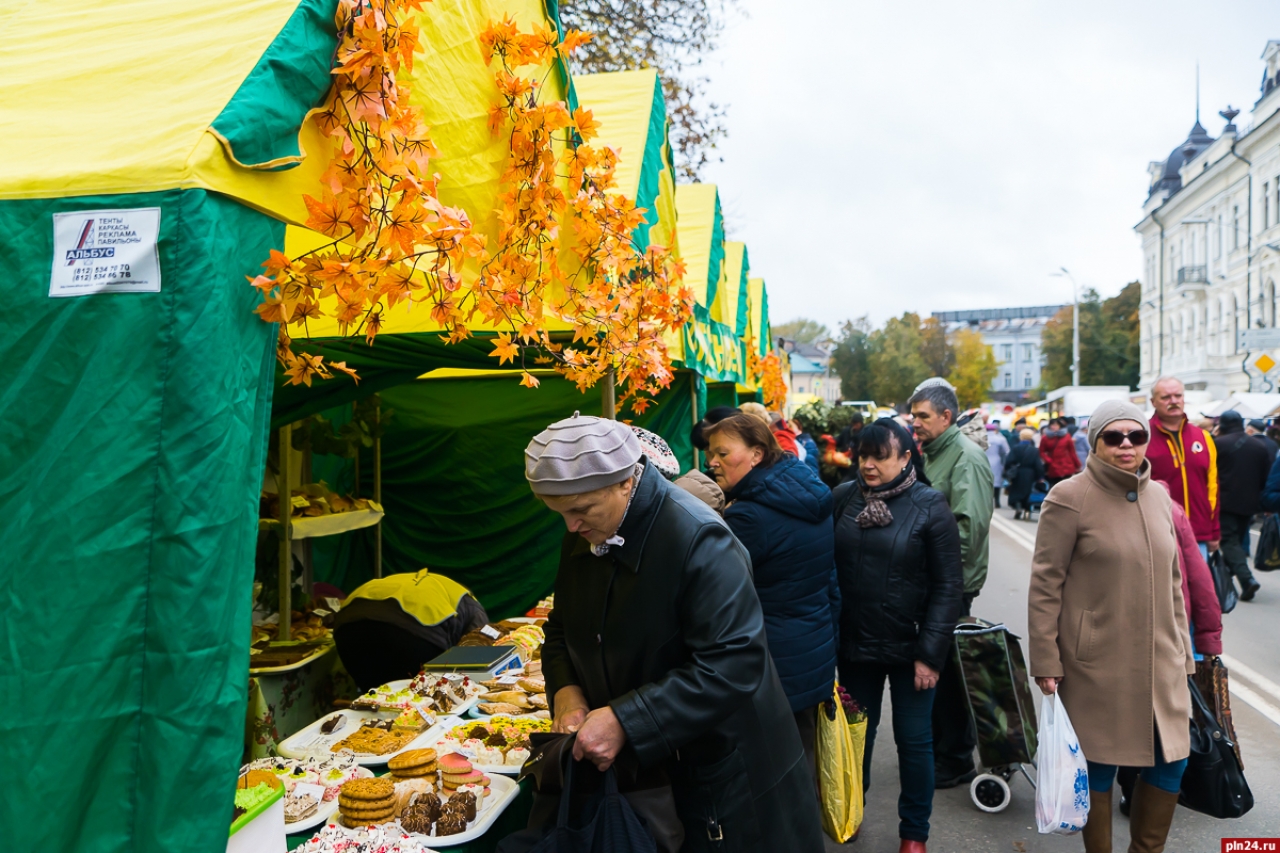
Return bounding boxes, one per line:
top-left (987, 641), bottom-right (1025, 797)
top-left (525, 412), bottom-right (642, 496)
top-left (1086, 399), bottom-right (1148, 450)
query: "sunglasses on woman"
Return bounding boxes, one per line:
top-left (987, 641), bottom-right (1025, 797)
top-left (1099, 428), bottom-right (1149, 447)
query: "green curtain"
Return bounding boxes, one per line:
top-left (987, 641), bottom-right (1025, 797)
top-left (706, 381), bottom-right (738, 411)
top-left (0, 190), bottom-right (280, 853)
top-left (312, 372), bottom-right (699, 616)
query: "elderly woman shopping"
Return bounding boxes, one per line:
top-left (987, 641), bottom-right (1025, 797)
top-left (1028, 400), bottom-right (1194, 853)
top-left (524, 413), bottom-right (825, 853)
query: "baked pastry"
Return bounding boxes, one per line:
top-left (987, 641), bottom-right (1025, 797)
top-left (393, 778), bottom-right (435, 815)
top-left (238, 769), bottom-right (283, 790)
top-left (517, 677), bottom-right (545, 694)
top-left (447, 790), bottom-right (478, 821)
top-left (283, 793), bottom-right (320, 823)
top-left (436, 815), bottom-right (469, 836)
top-left (478, 702), bottom-right (523, 716)
top-left (528, 693), bottom-right (549, 710)
top-left (480, 691), bottom-right (532, 708)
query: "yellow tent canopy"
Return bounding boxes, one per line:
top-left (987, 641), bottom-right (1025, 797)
top-left (712, 241), bottom-right (750, 337)
top-left (0, 0), bottom-right (332, 218)
top-left (674, 183), bottom-right (727, 308)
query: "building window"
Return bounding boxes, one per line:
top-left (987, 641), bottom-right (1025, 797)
top-left (1235, 205), bottom-right (1241, 249)
top-left (1274, 179), bottom-right (1279, 227)
top-left (1001, 344), bottom-right (1012, 362)
top-left (1217, 213), bottom-right (1223, 258)
top-left (1022, 343), bottom-right (1033, 361)
top-left (1266, 183), bottom-right (1271, 230)
top-left (1004, 373), bottom-right (1012, 389)
top-left (1024, 372), bottom-right (1032, 389)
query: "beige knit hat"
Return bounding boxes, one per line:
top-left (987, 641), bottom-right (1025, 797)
top-left (1087, 399), bottom-right (1148, 450)
top-left (525, 412), bottom-right (642, 496)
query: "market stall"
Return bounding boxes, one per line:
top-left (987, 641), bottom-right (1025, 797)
top-left (1, 1), bottom-right (351, 851)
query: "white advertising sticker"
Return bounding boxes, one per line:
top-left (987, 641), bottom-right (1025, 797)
top-left (49, 207), bottom-right (161, 297)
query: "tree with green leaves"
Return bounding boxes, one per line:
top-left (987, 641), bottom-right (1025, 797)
top-left (1039, 282), bottom-right (1140, 392)
top-left (832, 317), bottom-right (874, 401)
top-left (773, 318), bottom-right (831, 345)
top-left (558, 0), bottom-right (733, 180)
top-left (868, 313), bottom-right (930, 406)
top-left (920, 316), bottom-right (955, 378)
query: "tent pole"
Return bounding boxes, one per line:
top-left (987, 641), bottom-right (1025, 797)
top-left (690, 375), bottom-right (700, 471)
top-left (277, 423), bottom-right (292, 642)
top-left (602, 368), bottom-right (616, 419)
top-left (352, 400), bottom-right (360, 498)
top-left (374, 397), bottom-right (382, 578)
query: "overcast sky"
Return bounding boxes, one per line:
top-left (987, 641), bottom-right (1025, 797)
top-left (698, 0), bottom-right (1280, 330)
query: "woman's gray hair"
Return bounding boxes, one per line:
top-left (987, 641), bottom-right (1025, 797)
top-left (907, 382), bottom-right (959, 422)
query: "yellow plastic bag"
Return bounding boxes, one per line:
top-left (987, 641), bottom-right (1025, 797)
top-left (816, 687), bottom-right (865, 841)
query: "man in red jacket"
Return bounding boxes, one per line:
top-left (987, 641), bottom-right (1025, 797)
top-left (1146, 377), bottom-right (1220, 554)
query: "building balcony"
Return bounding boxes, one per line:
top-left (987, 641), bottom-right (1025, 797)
top-left (1176, 265), bottom-right (1208, 289)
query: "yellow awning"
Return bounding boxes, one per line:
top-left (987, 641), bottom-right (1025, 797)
top-left (711, 241), bottom-right (750, 336)
top-left (747, 276), bottom-right (772, 358)
top-left (0, 0), bottom-right (332, 223)
top-left (674, 183), bottom-right (726, 308)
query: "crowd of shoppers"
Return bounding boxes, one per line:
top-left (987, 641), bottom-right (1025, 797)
top-left (520, 370), bottom-right (1271, 852)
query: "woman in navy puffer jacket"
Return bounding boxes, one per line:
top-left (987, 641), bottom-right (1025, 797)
top-left (706, 413), bottom-right (840, 778)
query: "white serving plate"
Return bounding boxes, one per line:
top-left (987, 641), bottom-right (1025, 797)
top-left (329, 774), bottom-right (519, 847)
top-left (284, 767), bottom-right (374, 834)
top-left (377, 679), bottom-right (484, 718)
top-left (277, 710), bottom-right (448, 765)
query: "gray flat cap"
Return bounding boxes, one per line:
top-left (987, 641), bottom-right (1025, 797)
top-left (525, 412), bottom-right (642, 496)
top-left (1087, 399), bottom-right (1148, 450)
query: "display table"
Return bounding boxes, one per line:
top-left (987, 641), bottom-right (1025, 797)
top-left (246, 643), bottom-right (359, 760)
top-left (285, 777), bottom-right (534, 852)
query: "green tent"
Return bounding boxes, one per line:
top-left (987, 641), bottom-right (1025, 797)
top-left (0, 1), bottom-right (342, 851)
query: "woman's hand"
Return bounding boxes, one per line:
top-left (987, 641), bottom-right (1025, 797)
top-left (913, 660), bottom-right (940, 691)
top-left (551, 685), bottom-right (589, 733)
top-left (1035, 677), bottom-right (1062, 695)
top-left (571, 706), bottom-right (628, 771)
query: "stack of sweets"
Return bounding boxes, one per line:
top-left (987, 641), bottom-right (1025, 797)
top-left (439, 753), bottom-right (489, 794)
top-left (337, 777), bottom-right (396, 827)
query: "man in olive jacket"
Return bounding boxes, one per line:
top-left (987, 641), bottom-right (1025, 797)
top-left (909, 380), bottom-right (995, 789)
top-left (525, 414), bottom-right (824, 853)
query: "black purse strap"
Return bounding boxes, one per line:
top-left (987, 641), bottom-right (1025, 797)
top-left (1187, 675), bottom-right (1234, 749)
top-left (555, 755), bottom-right (577, 828)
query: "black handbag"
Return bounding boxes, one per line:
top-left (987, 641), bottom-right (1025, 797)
top-left (498, 750), bottom-right (658, 853)
top-left (1256, 514), bottom-right (1280, 572)
top-left (1206, 550), bottom-right (1239, 614)
top-left (1179, 676), bottom-right (1253, 818)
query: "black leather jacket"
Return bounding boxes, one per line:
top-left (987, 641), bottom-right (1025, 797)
top-left (541, 459), bottom-right (824, 852)
top-left (832, 472), bottom-right (963, 671)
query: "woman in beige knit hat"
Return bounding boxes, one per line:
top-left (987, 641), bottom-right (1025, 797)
top-left (1027, 399), bottom-right (1194, 853)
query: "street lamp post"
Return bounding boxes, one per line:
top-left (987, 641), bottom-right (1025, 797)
top-left (1051, 268), bottom-right (1080, 387)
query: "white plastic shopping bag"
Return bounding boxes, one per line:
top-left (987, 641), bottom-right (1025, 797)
top-left (1035, 693), bottom-right (1090, 835)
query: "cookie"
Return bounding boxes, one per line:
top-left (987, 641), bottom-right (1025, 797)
top-left (341, 810), bottom-right (394, 827)
top-left (390, 764), bottom-right (437, 779)
top-left (339, 776), bottom-right (395, 801)
top-left (388, 748), bottom-right (438, 772)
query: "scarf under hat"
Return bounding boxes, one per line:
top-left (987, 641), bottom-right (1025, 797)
top-left (855, 466), bottom-right (917, 528)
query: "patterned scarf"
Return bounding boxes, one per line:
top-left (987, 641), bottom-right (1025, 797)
top-left (855, 466), bottom-right (917, 528)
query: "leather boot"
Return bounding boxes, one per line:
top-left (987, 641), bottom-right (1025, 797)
top-left (1082, 787), bottom-right (1112, 853)
top-left (1127, 778), bottom-right (1179, 853)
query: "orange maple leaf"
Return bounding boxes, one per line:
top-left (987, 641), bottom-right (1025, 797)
top-left (519, 371), bottom-right (541, 388)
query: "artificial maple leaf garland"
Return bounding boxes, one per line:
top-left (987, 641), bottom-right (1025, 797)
top-left (251, 0), bottom-right (693, 417)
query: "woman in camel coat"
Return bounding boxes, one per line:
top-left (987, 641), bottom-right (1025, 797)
top-left (1028, 400), bottom-right (1194, 853)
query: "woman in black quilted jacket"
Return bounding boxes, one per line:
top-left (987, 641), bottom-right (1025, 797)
top-left (832, 418), bottom-right (963, 853)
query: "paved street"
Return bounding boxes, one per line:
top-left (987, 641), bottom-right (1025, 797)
top-left (826, 505), bottom-right (1280, 852)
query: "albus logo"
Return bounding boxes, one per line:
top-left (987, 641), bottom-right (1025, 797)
top-left (65, 219), bottom-right (115, 266)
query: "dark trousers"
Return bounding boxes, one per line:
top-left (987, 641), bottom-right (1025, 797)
top-left (839, 661), bottom-right (936, 842)
top-left (931, 592), bottom-right (977, 781)
top-left (1221, 511), bottom-right (1256, 586)
top-left (794, 705), bottom-right (818, 791)
top-left (993, 485), bottom-right (1001, 507)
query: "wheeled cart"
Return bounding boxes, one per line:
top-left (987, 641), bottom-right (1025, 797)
top-left (952, 618), bottom-right (1040, 812)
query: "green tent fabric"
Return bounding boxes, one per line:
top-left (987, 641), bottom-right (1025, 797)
top-left (706, 382), bottom-right (739, 411)
top-left (269, 333), bottom-right (517, 428)
top-left (0, 190), bottom-right (280, 852)
top-left (310, 371), bottom-right (699, 614)
top-left (210, 0), bottom-right (336, 168)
